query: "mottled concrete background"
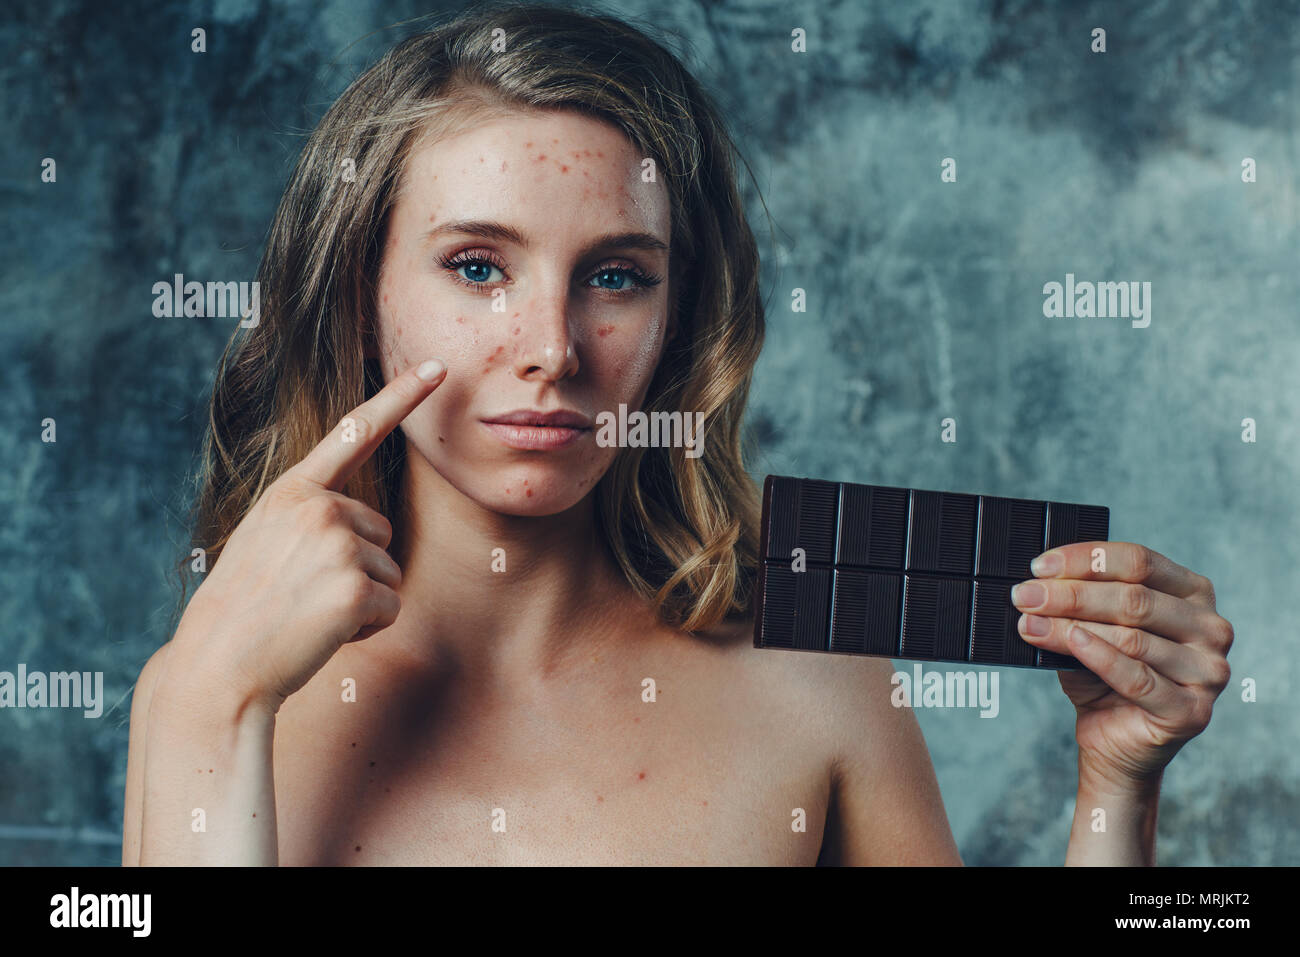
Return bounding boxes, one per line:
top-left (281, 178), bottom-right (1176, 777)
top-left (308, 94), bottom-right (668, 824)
top-left (1, 0), bottom-right (1296, 865)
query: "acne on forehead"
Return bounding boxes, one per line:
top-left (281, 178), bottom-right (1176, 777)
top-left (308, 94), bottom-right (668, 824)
top-left (398, 113), bottom-right (671, 235)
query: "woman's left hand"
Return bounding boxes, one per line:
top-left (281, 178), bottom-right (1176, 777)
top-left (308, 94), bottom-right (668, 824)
top-left (1011, 541), bottom-right (1233, 795)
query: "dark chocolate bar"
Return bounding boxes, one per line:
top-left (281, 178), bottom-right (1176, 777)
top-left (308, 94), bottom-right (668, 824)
top-left (753, 475), bottom-right (1110, 670)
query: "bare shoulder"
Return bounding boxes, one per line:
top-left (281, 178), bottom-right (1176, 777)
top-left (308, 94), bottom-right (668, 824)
top-left (123, 641), bottom-right (173, 866)
top-left (692, 613), bottom-right (902, 751)
top-left (695, 615), bottom-right (962, 865)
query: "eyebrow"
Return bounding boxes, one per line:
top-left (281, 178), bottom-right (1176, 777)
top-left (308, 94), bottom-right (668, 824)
top-left (422, 219), bottom-right (669, 255)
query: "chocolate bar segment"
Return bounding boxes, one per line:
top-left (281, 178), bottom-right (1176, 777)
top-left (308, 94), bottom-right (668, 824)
top-left (754, 475), bottom-right (1110, 671)
top-left (763, 476), bottom-right (839, 564)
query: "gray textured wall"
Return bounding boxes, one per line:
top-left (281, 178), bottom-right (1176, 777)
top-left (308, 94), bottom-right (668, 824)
top-left (1, 0), bottom-right (1295, 865)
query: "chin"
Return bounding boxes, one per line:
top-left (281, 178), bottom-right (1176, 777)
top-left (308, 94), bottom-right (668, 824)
top-left (430, 455), bottom-right (608, 518)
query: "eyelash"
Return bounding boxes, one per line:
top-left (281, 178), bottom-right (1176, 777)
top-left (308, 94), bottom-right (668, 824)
top-left (437, 250), bottom-right (663, 295)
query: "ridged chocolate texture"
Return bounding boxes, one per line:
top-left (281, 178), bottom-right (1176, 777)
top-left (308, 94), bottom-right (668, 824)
top-left (753, 475), bottom-right (1110, 671)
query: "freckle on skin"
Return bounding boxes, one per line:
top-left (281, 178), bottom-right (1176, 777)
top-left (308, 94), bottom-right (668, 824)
top-left (438, 436), bottom-right (445, 443)
top-left (537, 154), bottom-right (546, 161)
top-left (637, 771), bottom-right (646, 780)
top-left (596, 795), bottom-right (603, 802)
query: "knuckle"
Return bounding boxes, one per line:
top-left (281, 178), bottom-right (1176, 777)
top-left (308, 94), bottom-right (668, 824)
top-left (1121, 583), bottom-right (1153, 624)
top-left (1214, 616), bottom-right (1235, 653)
top-left (1131, 544), bottom-right (1155, 581)
top-left (1188, 697), bottom-right (1214, 734)
top-left (304, 495), bottom-right (346, 527)
top-left (1114, 625), bottom-right (1147, 660)
top-left (1197, 573), bottom-right (1217, 608)
top-left (1124, 662), bottom-right (1160, 701)
top-left (336, 571), bottom-right (373, 613)
top-left (344, 413), bottom-right (374, 448)
top-left (1059, 580), bottom-right (1083, 616)
top-left (326, 525), bottom-right (362, 562)
top-left (1205, 655), bottom-right (1231, 692)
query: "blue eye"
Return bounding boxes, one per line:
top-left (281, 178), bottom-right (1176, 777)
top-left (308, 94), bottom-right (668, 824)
top-left (455, 260), bottom-right (504, 284)
top-left (589, 268), bottom-right (636, 290)
top-left (438, 251), bottom-right (663, 294)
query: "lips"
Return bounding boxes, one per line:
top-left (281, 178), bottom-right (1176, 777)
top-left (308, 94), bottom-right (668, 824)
top-left (481, 409), bottom-right (592, 429)
top-left (480, 409), bottom-right (592, 451)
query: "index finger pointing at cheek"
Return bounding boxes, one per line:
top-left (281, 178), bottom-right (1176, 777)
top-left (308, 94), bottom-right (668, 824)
top-left (289, 358), bottom-right (446, 492)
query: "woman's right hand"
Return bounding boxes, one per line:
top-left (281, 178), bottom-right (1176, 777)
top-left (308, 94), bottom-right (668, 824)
top-left (172, 358), bottom-right (447, 714)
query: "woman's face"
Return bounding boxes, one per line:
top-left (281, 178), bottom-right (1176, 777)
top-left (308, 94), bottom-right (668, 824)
top-left (374, 109), bottom-right (675, 516)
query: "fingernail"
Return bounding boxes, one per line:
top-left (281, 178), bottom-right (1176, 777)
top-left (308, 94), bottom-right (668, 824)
top-left (1022, 614), bottom-right (1051, 637)
top-left (416, 359), bottom-right (445, 381)
top-left (1070, 625), bottom-right (1093, 646)
top-left (1030, 550), bottom-right (1064, 577)
top-left (1011, 581), bottom-right (1046, 609)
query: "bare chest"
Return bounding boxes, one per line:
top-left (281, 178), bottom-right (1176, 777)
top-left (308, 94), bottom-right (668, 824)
top-left (271, 666), bottom-right (831, 865)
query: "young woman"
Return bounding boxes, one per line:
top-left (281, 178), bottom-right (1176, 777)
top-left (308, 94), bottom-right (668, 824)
top-left (123, 2), bottom-right (1233, 865)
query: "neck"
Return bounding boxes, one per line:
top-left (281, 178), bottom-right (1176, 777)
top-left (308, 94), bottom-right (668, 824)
top-left (377, 453), bottom-right (643, 685)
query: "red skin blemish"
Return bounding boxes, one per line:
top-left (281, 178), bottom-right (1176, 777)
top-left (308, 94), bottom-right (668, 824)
top-left (701, 801), bottom-right (708, 807)
top-left (596, 795), bottom-right (604, 802)
top-left (512, 327), bottom-right (520, 335)
top-left (525, 141), bottom-right (532, 147)
top-left (456, 316), bottom-right (465, 324)
top-left (500, 160), bottom-right (507, 172)
top-left (438, 435), bottom-right (445, 443)
top-left (637, 771), bottom-right (646, 780)
top-left (537, 154), bottom-right (546, 161)
top-left (597, 324), bottom-right (615, 337)
top-left (633, 716), bottom-right (640, 723)
top-left (596, 150), bottom-right (604, 157)
top-left (526, 488), bottom-right (533, 497)
top-left (355, 846), bottom-right (362, 853)
top-left (560, 165), bottom-right (569, 173)
top-left (382, 294), bottom-right (388, 304)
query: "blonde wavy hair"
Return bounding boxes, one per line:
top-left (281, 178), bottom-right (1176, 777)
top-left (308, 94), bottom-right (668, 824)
top-left (181, 0), bottom-right (767, 632)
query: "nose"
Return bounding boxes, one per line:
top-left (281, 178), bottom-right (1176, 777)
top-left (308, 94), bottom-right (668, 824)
top-left (513, 293), bottom-right (579, 382)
